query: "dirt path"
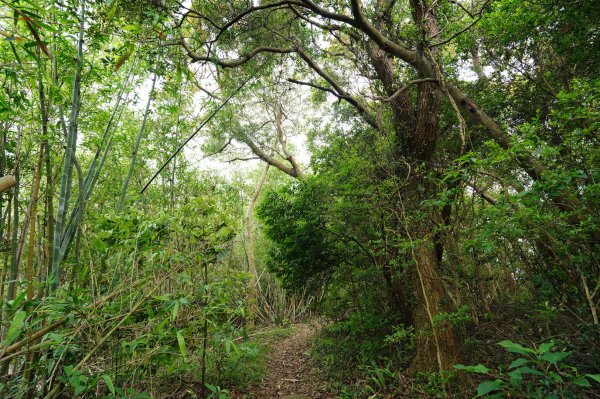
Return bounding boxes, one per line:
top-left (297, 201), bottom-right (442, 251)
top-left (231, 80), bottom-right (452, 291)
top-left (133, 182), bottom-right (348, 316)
top-left (239, 322), bottom-right (330, 399)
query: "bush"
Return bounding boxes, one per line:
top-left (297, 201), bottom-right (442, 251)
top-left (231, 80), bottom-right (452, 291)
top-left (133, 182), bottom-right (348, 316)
top-left (454, 340), bottom-right (600, 398)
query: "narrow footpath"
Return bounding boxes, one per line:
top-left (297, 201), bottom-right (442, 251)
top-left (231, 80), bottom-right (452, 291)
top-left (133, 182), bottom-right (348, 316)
top-left (240, 322), bottom-right (329, 399)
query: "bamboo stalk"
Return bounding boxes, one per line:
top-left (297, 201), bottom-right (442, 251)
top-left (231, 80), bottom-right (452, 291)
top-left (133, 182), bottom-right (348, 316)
top-left (5, 128), bottom-right (23, 306)
top-left (50, 2), bottom-right (85, 292)
top-left (58, 62), bottom-right (136, 259)
top-left (22, 145), bottom-right (44, 301)
top-left (0, 275), bottom-right (148, 361)
top-left (42, 267), bottom-right (182, 399)
top-left (118, 73), bottom-right (157, 211)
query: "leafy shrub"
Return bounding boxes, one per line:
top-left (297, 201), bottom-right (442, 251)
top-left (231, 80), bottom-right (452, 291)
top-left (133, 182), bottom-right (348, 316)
top-left (454, 340), bottom-right (600, 398)
top-left (205, 384), bottom-right (230, 399)
top-left (208, 339), bottom-right (267, 390)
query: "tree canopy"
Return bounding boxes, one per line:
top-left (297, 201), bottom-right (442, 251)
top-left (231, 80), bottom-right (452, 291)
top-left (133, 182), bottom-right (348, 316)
top-left (0, 0), bottom-right (598, 397)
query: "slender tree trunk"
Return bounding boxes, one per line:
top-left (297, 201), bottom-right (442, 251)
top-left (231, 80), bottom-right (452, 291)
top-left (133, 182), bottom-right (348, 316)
top-left (170, 86), bottom-right (182, 210)
top-left (24, 193), bottom-right (43, 397)
top-left (0, 195), bottom-right (12, 315)
top-left (65, 157), bottom-right (85, 290)
top-left (50, 3), bottom-right (85, 291)
top-left (23, 147), bottom-right (43, 395)
top-left (6, 129), bottom-right (22, 305)
top-left (41, 141), bottom-right (53, 299)
top-left (118, 73), bottom-right (157, 211)
top-left (37, 52), bottom-right (54, 299)
top-left (1, 128), bottom-right (21, 381)
top-left (58, 65), bottom-right (134, 259)
top-left (85, 61), bottom-right (134, 197)
top-left (26, 146), bottom-right (44, 300)
top-left (245, 163), bottom-right (270, 329)
top-left (0, 130), bottom-right (6, 302)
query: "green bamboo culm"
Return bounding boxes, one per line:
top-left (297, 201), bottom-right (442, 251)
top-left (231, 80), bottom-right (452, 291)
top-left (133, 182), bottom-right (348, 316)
top-left (58, 60), bottom-right (136, 261)
top-left (50, 0), bottom-right (85, 293)
top-left (118, 72), bottom-right (157, 211)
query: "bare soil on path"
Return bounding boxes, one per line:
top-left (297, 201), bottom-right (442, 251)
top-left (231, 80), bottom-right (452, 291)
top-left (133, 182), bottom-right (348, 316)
top-left (233, 321), bottom-right (330, 399)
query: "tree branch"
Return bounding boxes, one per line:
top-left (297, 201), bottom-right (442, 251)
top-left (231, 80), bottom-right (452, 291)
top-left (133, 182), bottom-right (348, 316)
top-left (287, 78), bottom-right (340, 98)
top-left (371, 78), bottom-right (439, 102)
top-left (295, 48), bottom-right (380, 130)
top-left (182, 38), bottom-right (294, 67)
top-left (236, 135), bottom-right (300, 179)
top-left (216, 1), bottom-right (302, 41)
top-left (432, 0), bottom-right (492, 47)
top-left (298, 0), bottom-right (356, 26)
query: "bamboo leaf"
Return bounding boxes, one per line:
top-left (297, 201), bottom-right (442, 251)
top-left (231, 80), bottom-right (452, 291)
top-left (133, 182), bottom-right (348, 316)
top-left (101, 374), bottom-right (116, 395)
top-left (4, 310), bottom-right (27, 347)
top-left (114, 48), bottom-right (133, 70)
top-left (176, 330), bottom-right (187, 361)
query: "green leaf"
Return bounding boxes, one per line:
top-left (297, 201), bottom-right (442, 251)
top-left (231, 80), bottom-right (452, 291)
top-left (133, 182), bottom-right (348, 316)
top-left (101, 374), bottom-right (115, 395)
top-left (517, 366), bottom-right (544, 376)
top-left (547, 371), bottom-right (564, 383)
top-left (9, 291), bottom-right (26, 309)
top-left (64, 365), bottom-right (74, 377)
top-left (9, 42), bottom-right (22, 66)
top-left (508, 369), bottom-right (523, 388)
top-left (509, 358), bottom-right (529, 369)
top-left (507, 364), bottom-right (550, 390)
top-left (46, 333), bottom-right (64, 343)
top-left (176, 330), bottom-right (187, 361)
top-left (205, 383), bottom-right (217, 393)
top-left (3, 310), bottom-right (27, 346)
top-left (498, 340), bottom-right (534, 355)
top-left (476, 380), bottom-right (502, 396)
top-left (453, 364), bottom-right (490, 374)
top-left (538, 342), bottom-right (554, 354)
top-left (540, 351), bottom-right (570, 364)
top-left (573, 377), bottom-right (591, 388)
top-left (585, 374), bottom-right (600, 384)
top-left (74, 378), bottom-right (87, 395)
top-left (172, 301), bottom-right (179, 322)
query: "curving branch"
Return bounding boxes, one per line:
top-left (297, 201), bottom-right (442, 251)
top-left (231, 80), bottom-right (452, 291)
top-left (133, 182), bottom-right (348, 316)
top-left (177, 0), bottom-right (544, 182)
top-left (289, 5), bottom-right (360, 41)
top-left (182, 38), bottom-right (294, 67)
top-left (287, 78), bottom-right (339, 98)
top-left (297, 0), bottom-right (356, 26)
top-left (373, 79), bottom-right (439, 103)
top-left (215, 1), bottom-right (303, 41)
top-left (237, 135), bottom-right (300, 179)
top-left (295, 48), bottom-right (380, 130)
top-left (272, 103), bottom-right (304, 180)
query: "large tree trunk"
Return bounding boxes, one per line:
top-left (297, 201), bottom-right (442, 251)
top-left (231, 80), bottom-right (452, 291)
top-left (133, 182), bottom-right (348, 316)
top-left (407, 0), bottom-right (459, 372)
top-left (411, 230), bottom-right (458, 371)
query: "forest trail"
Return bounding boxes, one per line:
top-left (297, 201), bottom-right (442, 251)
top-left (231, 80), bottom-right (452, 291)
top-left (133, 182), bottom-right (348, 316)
top-left (238, 322), bottom-right (329, 399)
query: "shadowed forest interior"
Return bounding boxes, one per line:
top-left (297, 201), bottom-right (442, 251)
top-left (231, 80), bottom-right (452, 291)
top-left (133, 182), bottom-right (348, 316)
top-left (0, 0), bottom-right (598, 398)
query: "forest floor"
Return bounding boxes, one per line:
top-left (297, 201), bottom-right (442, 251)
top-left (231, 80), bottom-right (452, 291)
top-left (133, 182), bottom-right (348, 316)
top-left (232, 321), bottom-right (331, 399)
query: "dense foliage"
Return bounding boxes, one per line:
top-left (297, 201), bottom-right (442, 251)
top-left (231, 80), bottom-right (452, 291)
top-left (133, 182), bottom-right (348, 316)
top-left (0, 0), bottom-right (598, 398)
